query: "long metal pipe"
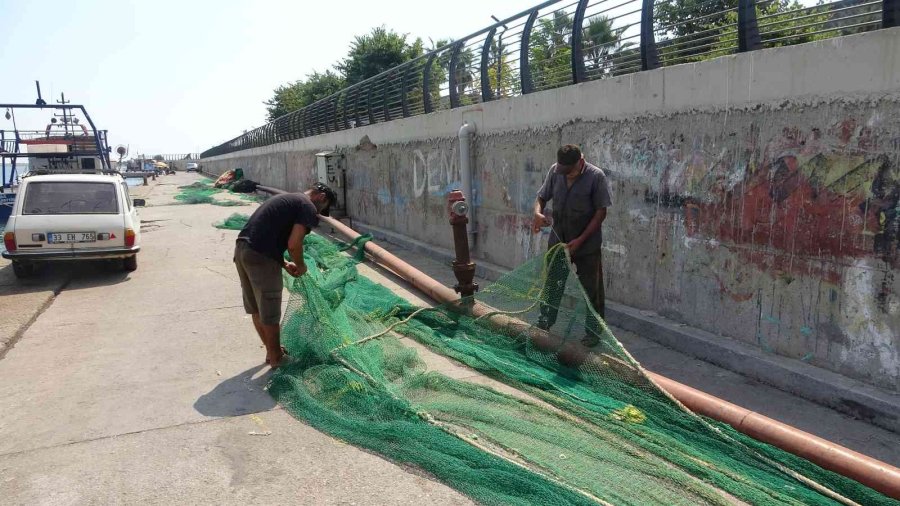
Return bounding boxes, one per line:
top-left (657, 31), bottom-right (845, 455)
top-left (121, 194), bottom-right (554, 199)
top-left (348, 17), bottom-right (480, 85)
top-left (256, 185), bottom-right (900, 500)
top-left (458, 122), bottom-right (476, 248)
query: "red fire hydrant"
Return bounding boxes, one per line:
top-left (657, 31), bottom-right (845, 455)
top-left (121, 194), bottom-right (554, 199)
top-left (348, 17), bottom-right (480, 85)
top-left (448, 189), bottom-right (478, 299)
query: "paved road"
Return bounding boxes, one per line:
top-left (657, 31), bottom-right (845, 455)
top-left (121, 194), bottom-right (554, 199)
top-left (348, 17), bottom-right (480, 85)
top-left (1, 173), bottom-right (897, 505)
top-left (0, 174), bottom-right (470, 505)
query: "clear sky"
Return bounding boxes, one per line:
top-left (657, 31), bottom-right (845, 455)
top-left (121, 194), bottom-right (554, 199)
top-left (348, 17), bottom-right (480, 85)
top-left (0, 0), bottom-right (535, 156)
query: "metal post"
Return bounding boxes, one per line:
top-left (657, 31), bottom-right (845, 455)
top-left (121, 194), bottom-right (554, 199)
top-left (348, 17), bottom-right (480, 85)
top-left (316, 103), bottom-right (325, 135)
top-left (481, 28), bottom-right (497, 102)
top-left (738, 0), bottom-right (762, 52)
top-left (332, 95), bottom-right (341, 132)
top-left (640, 0), bottom-right (660, 70)
top-left (352, 86), bottom-right (362, 128)
top-left (885, 0), bottom-right (899, 27)
top-left (401, 64), bottom-right (412, 117)
top-left (447, 190), bottom-right (478, 299)
top-left (449, 41), bottom-right (463, 108)
top-left (520, 10), bottom-right (539, 94)
top-left (572, 0), bottom-right (589, 83)
top-left (342, 91), bottom-right (351, 130)
top-left (292, 111), bottom-right (300, 139)
top-left (301, 107), bottom-right (310, 138)
top-left (423, 53), bottom-right (438, 113)
top-left (367, 82), bottom-right (376, 125)
top-left (383, 73), bottom-right (393, 122)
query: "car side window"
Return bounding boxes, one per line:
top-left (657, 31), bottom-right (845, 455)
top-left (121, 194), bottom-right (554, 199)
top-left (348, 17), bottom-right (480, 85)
top-left (122, 183), bottom-right (132, 211)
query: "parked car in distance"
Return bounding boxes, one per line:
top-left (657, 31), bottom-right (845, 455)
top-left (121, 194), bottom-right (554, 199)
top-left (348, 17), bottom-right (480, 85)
top-left (2, 174), bottom-right (143, 277)
top-left (185, 162), bottom-right (199, 172)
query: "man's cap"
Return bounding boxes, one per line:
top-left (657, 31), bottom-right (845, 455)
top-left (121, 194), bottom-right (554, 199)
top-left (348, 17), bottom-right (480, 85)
top-left (313, 182), bottom-right (337, 216)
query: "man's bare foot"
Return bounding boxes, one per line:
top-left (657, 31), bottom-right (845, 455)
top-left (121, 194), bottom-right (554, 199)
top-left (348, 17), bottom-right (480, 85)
top-left (266, 346), bottom-right (289, 364)
top-left (268, 351), bottom-right (284, 368)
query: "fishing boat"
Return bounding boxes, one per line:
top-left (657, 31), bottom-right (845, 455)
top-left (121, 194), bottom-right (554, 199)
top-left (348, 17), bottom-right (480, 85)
top-left (1, 82), bottom-right (113, 221)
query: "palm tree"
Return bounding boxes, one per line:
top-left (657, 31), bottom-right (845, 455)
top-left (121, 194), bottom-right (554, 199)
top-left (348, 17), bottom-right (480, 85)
top-left (530, 11), bottom-right (574, 89)
top-left (583, 17), bottom-right (637, 77)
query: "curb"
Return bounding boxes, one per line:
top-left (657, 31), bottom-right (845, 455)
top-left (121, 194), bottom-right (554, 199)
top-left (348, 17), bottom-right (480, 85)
top-left (605, 302), bottom-right (900, 434)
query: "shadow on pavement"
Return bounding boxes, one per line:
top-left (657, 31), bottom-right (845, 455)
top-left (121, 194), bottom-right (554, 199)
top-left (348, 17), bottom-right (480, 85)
top-left (0, 262), bottom-right (66, 295)
top-left (0, 260), bottom-right (134, 295)
top-left (194, 364), bottom-right (276, 417)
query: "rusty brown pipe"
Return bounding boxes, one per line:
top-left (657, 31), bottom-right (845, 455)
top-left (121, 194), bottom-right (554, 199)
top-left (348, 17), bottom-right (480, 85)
top-left (257, 185), bottom-right (900, 500)
top-left (650, 374), bottom-right (900, 499)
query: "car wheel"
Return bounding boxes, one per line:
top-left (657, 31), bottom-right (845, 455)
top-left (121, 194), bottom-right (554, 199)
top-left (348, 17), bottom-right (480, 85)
top-left (12, 260), bottom-right (35, 278)
top-left (123, 255), bottom-right (138, 272)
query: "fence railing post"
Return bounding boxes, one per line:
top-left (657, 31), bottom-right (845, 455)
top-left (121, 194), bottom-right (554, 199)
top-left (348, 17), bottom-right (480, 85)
top-left (884, 0), bottom-right (898, 27)
top-left (290, 111), bottom-right (299, 140)
top-left (383, 74), bottom-right (393, 122)
top-left (640, 0), bottom-right (660, 70)
top-left (572, 0), bottom-right (589, 83)
top-left (332, 95), bottom-right (340, 132)
top-left (481, 28), bottom-right (497, 102)
top-left (366, 82), bottom-right (376, 125)
top-left (351, 86), bottom-right (362, 128)
top-left (423, 53), bottom-right (437, 113)
top-left (520, 9), bottom-right (539, 94)
top-left (303, 107), bottom-right (312, 137)
top-left (401, 64), bottom-right (412, 117)
top-left (316, 103), bottom-right (325, 135)
top-left (303, 107), bottom-right (311, 137)
top-left (449, 41), bottom-right (463, 108)
top-left (342, 92), bottom-right (351, 129)
top-left (738, 0), bottom-right (762, 52)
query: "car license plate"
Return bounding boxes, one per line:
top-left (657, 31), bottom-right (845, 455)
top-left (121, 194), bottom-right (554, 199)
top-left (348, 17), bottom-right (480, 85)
top-left (48, 232), bottom-right (96, 244)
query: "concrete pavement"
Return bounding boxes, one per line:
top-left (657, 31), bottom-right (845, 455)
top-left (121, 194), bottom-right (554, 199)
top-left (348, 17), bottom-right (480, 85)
top-left (0, 173), bottom-right (470, 505)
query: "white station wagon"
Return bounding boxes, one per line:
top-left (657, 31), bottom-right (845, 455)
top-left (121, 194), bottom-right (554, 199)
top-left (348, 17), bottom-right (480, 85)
top-left (2, 174), bottom-right (142, 277)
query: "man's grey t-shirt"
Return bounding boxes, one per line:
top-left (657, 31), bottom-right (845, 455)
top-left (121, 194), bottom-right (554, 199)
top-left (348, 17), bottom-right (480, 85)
top-left (537, 162), bottom-right (613, 257)
top-left (238, 193), bottom-right (319, 262)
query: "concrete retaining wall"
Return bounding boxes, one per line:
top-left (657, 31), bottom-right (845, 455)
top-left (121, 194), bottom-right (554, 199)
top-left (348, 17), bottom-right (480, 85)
top-left (202, 28), bottom-right (900, 391)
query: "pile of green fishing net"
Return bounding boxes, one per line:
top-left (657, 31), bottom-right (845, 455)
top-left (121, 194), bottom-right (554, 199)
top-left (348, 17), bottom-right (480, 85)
top-left (175, 180), bottom-right (251, 206)
top-left (214, 213), bottom-right (250, 230)
top-left (261, 232), bottom-right (895, 505)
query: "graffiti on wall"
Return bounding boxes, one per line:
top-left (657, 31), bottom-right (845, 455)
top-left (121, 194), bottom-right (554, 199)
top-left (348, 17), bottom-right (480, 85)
top-left (412, 148), bottom-right (460, 198)
top-left (586, 114), bottom-right (900, 385)
top-left (589, 117), bottom-right (900, 282)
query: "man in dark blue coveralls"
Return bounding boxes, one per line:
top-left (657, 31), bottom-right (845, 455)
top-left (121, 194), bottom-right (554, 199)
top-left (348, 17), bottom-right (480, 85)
top-left (532, 144), bottom-right (613, 346)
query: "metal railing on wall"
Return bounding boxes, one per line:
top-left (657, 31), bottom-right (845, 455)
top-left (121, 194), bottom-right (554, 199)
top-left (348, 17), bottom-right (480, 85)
top-left (202, 0), bottom-right (895, 158)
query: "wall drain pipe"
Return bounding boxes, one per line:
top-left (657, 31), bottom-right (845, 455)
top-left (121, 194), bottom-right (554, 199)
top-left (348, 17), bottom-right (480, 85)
top-left (458, 121), bottom-right (476, 249)
top-left (256, 184), bottom-right (900, 500)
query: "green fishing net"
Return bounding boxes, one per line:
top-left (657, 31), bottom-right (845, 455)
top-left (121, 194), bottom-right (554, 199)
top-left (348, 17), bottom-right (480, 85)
top-left (215, 213), bottom-right (250, 230)
top-left (175, 180), bottom-right (250, 206)
top-left (265, 233), bottom-right (896, 505)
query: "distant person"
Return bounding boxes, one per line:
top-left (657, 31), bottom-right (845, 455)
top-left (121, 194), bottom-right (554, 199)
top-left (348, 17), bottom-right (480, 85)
top-left (234, 182), bottom-right (337, 367)
top-left (532, 144), bottom-right (613, 346)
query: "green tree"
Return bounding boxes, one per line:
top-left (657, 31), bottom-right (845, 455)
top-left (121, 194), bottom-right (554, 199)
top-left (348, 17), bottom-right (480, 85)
top-left (529, 11), bottom-right (573, 91)
top-left (337, 26), bottom-right (424, 86)
top-left (583, 16), bottom-right (637, 77)
top-left (264, 70), bottom-right (345, 122)
top-left (683, 1), bottom-right (832, 64)
top-left (656, 0), bottom-right (733, 39)
top-left (487, 37), bottom-right (519, 98)
top-left (656, 0), bottom-right (837, 65)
